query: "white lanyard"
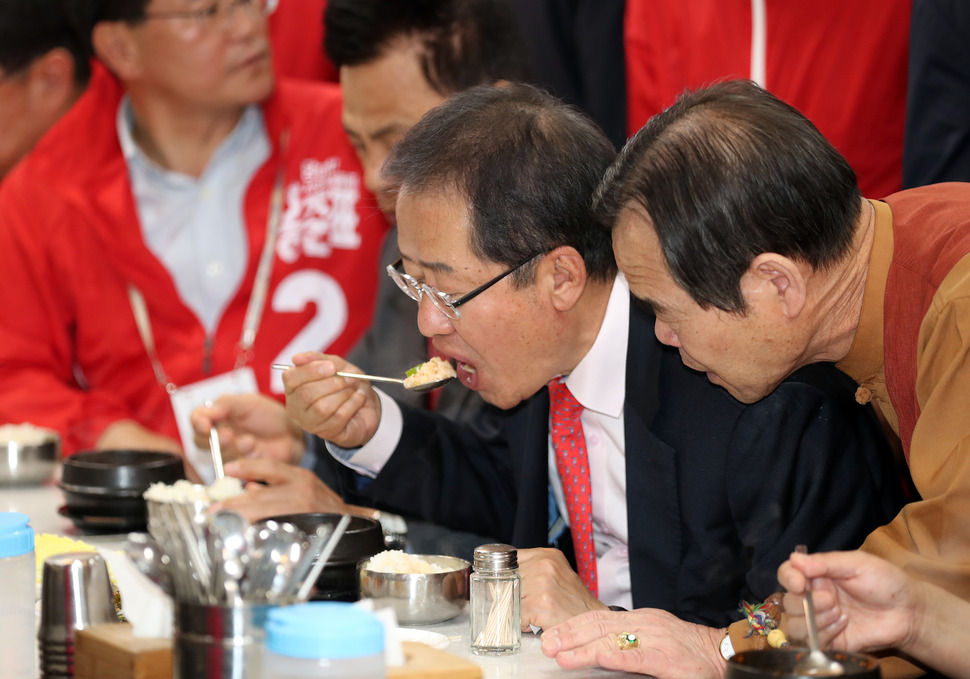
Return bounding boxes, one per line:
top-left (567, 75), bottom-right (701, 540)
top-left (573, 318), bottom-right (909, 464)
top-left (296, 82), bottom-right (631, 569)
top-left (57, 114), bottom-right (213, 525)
top-left (128, 130), bottom-right (289, 393)
top-left (749, 0), bottom-right (767, 88)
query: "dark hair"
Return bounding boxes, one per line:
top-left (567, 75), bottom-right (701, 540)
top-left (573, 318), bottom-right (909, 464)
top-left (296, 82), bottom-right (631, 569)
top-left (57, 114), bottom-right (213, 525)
top-left (88, 0), bottom-right (149, 23)
top-left (383, 82), bottom-right (617, 283)
top-left (597, 79), bottom-right (863, 313)
top-left (0, 0), bottom-right (94, 84)
top-left (324, 0), bottom-right (532, 95)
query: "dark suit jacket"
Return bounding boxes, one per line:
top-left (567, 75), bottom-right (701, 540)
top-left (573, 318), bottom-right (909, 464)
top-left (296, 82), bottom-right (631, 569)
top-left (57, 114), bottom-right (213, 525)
top-left (319, 297), bottom-right (903, 626)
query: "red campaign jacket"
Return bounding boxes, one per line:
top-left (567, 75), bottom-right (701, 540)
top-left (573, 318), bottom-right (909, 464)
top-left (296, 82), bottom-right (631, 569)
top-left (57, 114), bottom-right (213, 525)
top-left (267, 0), bottom-right (338, 83)
top-left (0, 65), bottom-right (388, 453)
top-left (624, 0), bottom-right (910, 198)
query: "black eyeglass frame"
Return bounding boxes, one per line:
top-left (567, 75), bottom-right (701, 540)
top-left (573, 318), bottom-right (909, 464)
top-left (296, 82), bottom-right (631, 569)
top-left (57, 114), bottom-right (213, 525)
top-left (386, 251), bottom-right (545, 320)
top-left (143, 0), bottom-right (275, 24)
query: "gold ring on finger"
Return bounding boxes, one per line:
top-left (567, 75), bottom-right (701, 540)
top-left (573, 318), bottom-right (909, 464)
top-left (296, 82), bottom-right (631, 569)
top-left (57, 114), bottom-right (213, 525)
top-left (616, 632), bottom-right (640, 651)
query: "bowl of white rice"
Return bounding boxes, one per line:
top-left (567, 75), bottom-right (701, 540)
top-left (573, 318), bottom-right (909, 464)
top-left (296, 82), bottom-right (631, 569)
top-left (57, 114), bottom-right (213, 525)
top-left (0, 423), bottom-right (60, 485)
top-left (358, 550), bottom-right (470, 625)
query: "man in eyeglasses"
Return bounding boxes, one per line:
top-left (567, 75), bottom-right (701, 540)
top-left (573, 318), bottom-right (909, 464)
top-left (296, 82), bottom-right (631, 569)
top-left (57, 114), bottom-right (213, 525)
top-left (192, 0), bottom-right (534, 556)
top-left (0, 0), bottom-right (388, 478)
top-left (203, 83), bottom-right (904, 661)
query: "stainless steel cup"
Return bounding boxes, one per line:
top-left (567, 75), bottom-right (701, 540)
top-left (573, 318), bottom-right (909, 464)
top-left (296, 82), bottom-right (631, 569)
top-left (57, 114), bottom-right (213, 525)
top-left (173, 602), bottom-right (271, 679)
top-left (38, 551), bottom-right (118, 678)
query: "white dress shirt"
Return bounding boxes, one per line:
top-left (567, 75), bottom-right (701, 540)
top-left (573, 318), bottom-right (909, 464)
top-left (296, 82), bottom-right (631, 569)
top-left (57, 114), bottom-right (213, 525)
top-left (549, 274), bottom-right (630, 609)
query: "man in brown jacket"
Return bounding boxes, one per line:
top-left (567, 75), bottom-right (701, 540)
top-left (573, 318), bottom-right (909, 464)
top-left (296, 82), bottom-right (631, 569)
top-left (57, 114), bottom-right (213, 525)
top-left (544, 80), bottom-right (970, 678)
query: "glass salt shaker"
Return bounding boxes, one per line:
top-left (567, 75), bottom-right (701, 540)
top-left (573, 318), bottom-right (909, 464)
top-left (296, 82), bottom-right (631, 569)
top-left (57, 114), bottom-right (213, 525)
top-left (470, 543), bottom-right (521, 655)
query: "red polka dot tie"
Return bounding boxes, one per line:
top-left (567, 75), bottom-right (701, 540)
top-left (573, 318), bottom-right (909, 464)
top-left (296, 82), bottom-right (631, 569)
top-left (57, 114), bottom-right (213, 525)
top-left (548, 377), bottom-right (597, 597)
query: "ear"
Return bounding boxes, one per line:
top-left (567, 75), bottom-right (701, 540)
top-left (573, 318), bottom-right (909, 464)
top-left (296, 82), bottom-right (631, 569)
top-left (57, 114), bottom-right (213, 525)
top-left (743, 253), bottom-right (807, 320)
top-left (541, 246), bottom-right (587, 312)
top-left (92, 21), bottom-right (142, 80)
top-left (25, 49), bottom-right (79, 116)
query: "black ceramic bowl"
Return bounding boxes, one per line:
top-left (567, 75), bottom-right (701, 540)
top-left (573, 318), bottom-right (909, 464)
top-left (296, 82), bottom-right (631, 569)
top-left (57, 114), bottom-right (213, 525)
top-left (268, 512), bottom-right (384, 601)
top-left (58, 450), bottom-right (185, 532)
top-left (728, 649), bottom-right (881, 678)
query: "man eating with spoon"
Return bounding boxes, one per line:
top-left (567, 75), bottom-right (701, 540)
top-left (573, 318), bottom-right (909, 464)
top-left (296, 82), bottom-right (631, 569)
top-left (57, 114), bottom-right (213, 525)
top-left (198, 83), bottom-right (904, 677)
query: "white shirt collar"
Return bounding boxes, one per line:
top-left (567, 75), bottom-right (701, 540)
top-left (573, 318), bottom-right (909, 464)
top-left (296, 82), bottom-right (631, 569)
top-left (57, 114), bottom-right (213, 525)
top-left (562, 273), bottom-right (629, 419)
top-left (116, 95), bottom-right (262, 181)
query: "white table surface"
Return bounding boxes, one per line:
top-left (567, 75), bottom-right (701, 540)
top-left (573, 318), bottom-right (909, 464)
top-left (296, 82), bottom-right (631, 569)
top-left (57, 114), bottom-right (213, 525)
top-left (2, 480), bottom-right (639, 679)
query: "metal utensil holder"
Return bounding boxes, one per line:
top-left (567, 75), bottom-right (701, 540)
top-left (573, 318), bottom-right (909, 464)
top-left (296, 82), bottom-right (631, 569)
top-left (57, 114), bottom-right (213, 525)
top-left (173, 601), bottom-right (271, 679)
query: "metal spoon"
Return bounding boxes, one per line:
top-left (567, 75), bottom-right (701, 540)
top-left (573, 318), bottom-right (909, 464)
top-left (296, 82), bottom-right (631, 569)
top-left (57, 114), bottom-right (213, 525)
top-left (124, 532), bottom-right (174, 596)
top-left (205, 510), bottom-right (251, 606)
top-left (247, 519), bottom-right (306, 602)
top-left (793, 545), bottom-right (845, 676)
top-left (271, 363), bottom-right (454, 393)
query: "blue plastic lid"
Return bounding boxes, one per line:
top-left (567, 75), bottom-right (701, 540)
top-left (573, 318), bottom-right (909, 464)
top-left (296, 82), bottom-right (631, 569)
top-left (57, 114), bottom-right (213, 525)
top-left (0, 512), bottom-right (34, 558)
top-left (266, 602), bottom-right (384, 660)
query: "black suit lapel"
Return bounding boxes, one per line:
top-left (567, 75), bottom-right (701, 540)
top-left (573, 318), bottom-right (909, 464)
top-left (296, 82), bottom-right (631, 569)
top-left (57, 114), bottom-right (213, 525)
top-left (624, 299), bottom-right (683, 611)
top-left (510, 389), bottom-right (557, 548)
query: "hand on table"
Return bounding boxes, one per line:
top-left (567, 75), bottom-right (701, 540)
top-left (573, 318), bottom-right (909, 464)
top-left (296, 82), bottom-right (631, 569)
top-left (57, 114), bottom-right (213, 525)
top-left (778, 549), bottom-right (919, 653)
top-left (519, 548), bottom-right (608, 630)
top-left (541, 608), bottom-right (725, 679)
top-left (210, 457), bottom-right (372, 523)
top-left (280, 352), bottom-right (382, 448)
top-left (192, 393), bottom-right (304, 465)
top-left (97, 418), bottom-right (183, 455)
top-left (95, 418), bottom-right (198, 477)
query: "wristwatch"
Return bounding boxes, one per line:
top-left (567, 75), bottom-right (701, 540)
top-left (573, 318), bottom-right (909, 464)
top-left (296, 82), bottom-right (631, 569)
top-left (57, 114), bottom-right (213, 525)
top-left (719, 629), bottom-right (736, 660)
top-left (371, 510), bottom-right (408, 550)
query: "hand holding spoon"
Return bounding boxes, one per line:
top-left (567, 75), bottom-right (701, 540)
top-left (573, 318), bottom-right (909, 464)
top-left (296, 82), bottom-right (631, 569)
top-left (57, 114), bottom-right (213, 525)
top-left (793, 545), bottom-right (845, 676)
top-left (271, 363), bottom-right (454, 392)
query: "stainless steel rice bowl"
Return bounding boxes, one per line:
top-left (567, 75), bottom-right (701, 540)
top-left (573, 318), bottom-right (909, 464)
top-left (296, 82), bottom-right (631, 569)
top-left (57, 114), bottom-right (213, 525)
top-left (0, 426), bottom-right (60, 485)
top-left (358, 554), bottom-right (470, 625)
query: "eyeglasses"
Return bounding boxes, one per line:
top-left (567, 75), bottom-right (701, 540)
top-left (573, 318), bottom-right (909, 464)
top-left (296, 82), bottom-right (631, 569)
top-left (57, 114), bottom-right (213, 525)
top-left (387, 252), bottom-right (544, 320)
top-left (143, 0), bottom-right (277, 36)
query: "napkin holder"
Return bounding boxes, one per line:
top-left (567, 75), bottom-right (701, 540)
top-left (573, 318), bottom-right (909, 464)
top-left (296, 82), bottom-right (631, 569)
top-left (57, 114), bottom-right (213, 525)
top-left (75, 623), bottom-right (171, 679)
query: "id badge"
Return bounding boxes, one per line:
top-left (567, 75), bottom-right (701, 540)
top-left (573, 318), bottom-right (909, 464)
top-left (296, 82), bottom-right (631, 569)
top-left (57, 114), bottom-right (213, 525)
top-left (170, 367), bottom-right (258, 484)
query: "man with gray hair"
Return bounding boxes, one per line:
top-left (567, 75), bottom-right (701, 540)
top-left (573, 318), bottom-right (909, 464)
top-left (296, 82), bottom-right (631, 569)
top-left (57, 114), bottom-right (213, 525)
top-left (548, 79), bottom-right (969, 677)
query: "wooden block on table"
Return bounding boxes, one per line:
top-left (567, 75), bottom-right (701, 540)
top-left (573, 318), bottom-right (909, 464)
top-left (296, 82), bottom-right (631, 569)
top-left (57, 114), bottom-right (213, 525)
top-left (389, 641), bottom-right (482, 679)
top-left (74, 624), bottom-right (480, 679)
top-left (75, 622), bottom-right (172, 679)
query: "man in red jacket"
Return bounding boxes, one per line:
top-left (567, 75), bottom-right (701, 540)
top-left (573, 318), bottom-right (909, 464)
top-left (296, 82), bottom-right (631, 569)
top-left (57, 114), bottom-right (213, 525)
top-left (0, 0), bottom-right (387, 479)
top-left (624, 0), bottom-right (910, 198)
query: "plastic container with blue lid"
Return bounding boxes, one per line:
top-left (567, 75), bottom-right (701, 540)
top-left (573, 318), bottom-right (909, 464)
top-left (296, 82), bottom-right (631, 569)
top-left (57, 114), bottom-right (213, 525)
top-left (263, 601), bottom-right (385, 678)
top-left (0, 512), bottom-right (37, 679)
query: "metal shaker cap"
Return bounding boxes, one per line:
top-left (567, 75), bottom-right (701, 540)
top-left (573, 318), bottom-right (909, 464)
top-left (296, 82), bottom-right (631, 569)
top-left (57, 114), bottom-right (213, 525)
top-left (473, 543), bottom-right (517, 572)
